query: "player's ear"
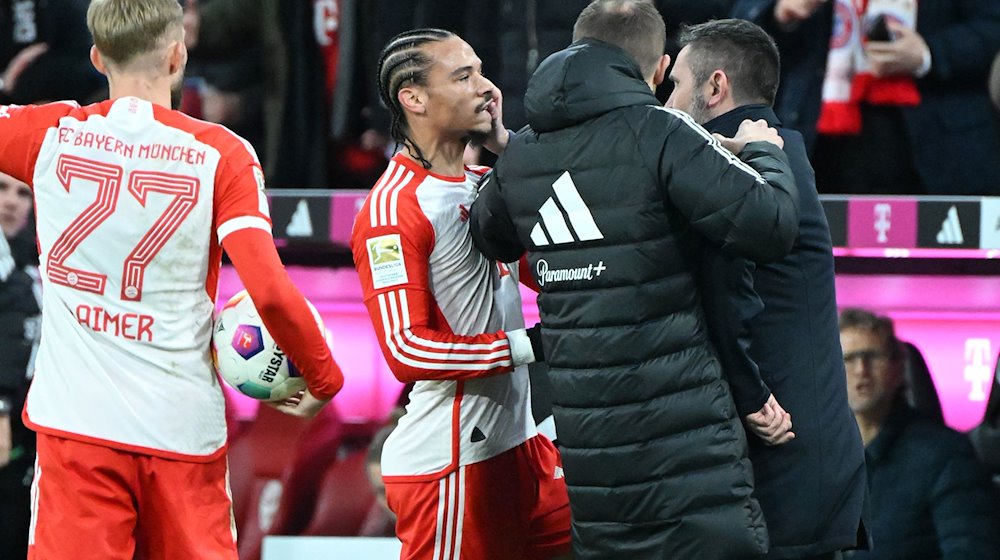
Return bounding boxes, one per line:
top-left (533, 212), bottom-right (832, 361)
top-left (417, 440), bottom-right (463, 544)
top-left (90, 45), bottom-right (108, 76)
top-left (167, 40), bottom-right (187, 77)
top-left (652, 53), bottom-right (671, 87)
top-left (397, 86), bottom-right (426, 116)
top-left (707, 69), bottom-right (729, 107)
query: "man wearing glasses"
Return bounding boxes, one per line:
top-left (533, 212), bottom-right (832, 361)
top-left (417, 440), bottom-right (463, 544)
top-left (838, 308), bottom-right (1000, 559)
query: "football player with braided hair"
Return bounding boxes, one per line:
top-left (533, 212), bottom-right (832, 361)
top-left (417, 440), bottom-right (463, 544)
top-left (351, 28), bottom-right (571, 560)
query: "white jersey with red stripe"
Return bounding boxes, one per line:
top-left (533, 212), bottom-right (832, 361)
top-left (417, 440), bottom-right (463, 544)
top-left (351, 154), bottom-right (536, 480)
top-left (0, 97), bottom-right (272, 461)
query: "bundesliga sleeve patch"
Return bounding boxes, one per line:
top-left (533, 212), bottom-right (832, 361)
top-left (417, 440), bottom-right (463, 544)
top-left (367, 234), bottom-right (408, 289)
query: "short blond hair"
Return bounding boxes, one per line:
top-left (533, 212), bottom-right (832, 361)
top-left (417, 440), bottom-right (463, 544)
top-left (87, 0), bottom-right (182, 68)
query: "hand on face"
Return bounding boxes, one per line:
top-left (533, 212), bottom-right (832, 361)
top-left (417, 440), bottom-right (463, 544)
top-left (481, 85), bottom-right (510, 155)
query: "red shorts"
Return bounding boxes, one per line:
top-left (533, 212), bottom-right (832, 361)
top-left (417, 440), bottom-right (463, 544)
top-left (28, 433), bottom-right (238, 560)
top-left (386, 435), bottom-right (571, 560)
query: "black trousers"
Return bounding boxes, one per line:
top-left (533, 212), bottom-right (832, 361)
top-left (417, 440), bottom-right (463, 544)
top-left (813, 104), bottom-right (924, 195)
top-left (0, 452), bottom-right (33, 560)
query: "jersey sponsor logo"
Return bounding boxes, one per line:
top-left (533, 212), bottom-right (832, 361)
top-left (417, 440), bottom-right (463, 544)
top-left (458, 204), bottom-right (469, 223)
top-left (935, 206), bottom-right (964, 245)
top-left (535, 259), bottom-right (606, 287)
top-left (367, 234), bottom-right (408, 289)
top-left (471, 426), bottom-right (486, 442)
top-left (530, 171), bottom-right (604, 247)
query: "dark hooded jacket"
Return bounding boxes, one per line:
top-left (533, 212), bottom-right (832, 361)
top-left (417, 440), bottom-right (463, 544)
top-left (470, 39), bottom-right (800, 560)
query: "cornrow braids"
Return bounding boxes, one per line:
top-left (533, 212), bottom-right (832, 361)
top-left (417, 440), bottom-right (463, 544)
top-left (377, 28), bottom-right (455, 169)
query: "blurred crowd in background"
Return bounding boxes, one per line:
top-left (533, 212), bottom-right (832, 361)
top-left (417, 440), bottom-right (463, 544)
top-left (3, 0), bottom-right (998, 194)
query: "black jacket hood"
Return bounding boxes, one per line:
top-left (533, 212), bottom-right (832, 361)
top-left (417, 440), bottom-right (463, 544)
top-left (524, 39), bottom-right (659, 132)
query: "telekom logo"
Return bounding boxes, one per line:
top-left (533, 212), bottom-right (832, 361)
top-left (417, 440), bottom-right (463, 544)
top-left (964, 339), bottom-right (993, 402)
top-left (874, 203), bottom-right (892, 243)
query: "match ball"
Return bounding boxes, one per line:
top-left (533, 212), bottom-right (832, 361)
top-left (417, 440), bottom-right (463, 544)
top-left (212, 290), bottom-right (322, 401)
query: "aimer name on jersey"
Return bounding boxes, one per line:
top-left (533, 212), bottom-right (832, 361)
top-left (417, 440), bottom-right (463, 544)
top-left (75, 303), bottom-right (154, 342)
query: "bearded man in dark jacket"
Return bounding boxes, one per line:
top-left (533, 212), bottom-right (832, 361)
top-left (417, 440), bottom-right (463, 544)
top-left (666, 19), bottom-right (869, 560)
top-left (470, 1), bottom-right (801, 558)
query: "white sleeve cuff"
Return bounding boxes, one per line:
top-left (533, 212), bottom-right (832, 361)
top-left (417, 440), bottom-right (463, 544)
top-left (217, 216), bottom-right (272, 244)
top-left (506, 328), bottom-right (536, 366)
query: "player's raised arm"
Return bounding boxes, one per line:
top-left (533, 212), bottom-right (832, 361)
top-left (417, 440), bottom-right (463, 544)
top-left (0, 102), bottom-right (81, 185)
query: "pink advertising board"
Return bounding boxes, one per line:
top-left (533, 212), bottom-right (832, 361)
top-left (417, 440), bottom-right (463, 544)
top-left (218, 265), bottom-right (998, 433)
top-left (836, 274), bottom-right (1000, 431)
top-left (217, 265), bottom-right (540, 424)
top-left (329, 191), bottom-right (368, 247)
top-left (847, 198), bottom-right (918, 248)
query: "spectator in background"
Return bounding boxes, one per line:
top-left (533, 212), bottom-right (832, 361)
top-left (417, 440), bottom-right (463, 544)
top-left (732, 0), bottom-right (1000, 195)
top-left (184, 0), bottom-right (368, 188)
top-left (180, 0), bottom-right (266, 158)
top-left (482, 0), bottom-right (590, 131)
top-left (0, 0), bottom-right (104, 104)
top-left (666, 19), bottom-right (868, 560)
top-left (839, 308), bottom-right (1000, 560)
top-left (358, 424), bottom-right (396, 538)
top-left (0, 171), bottom-right (40, 560)
top-left (969, 354), bottom-right (1000, 496)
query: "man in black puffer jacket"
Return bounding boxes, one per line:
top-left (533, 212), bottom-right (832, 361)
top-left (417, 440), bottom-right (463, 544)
top-left (470, 1), bottom-right (800, 558)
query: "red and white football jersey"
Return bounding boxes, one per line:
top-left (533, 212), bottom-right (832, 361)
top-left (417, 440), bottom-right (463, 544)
top-left (0, 97), bottom-right (271, 461)
top-left (351, 154), bottom-right (536, 481)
